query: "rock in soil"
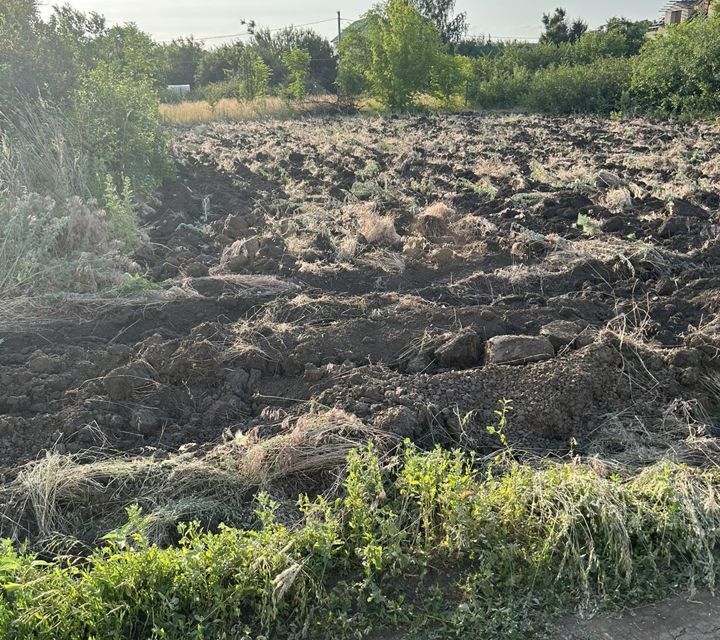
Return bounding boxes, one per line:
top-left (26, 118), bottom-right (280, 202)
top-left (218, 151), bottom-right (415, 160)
top-left (435, 328), bottom-right (480, 369)
top-left (486, 335), bottom-right (555, 366)
top-left (540, 320), bottom-right (591, 351)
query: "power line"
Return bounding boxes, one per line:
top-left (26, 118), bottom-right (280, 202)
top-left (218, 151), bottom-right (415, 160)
top-left (160, 17), bottom-right (343, 44)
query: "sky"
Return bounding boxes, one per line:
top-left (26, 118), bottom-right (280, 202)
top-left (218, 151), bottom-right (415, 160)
top-left (38, 0), bottom-right (664, 45)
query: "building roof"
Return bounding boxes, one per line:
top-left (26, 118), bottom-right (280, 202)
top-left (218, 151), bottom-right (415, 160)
top-left (661, 0), bottom-right (703, 10)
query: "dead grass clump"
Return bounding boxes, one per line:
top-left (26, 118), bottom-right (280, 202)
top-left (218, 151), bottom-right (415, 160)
top-left (358, 206), bottom-right (401, 246)
top-left (474, 157), bottom-right (516, 179)
top-left (412, 202), bottom-right (453, 239)
top-left (555, 164), bottom-right (595, 190)
top-left (659, 180), bottom-right (698, 201)
top-left (1, 409), bottom-right (390, 548)
top-left (160, 97), bottom-right (330, 125)
top-left (336, 235), bottom-right (359, 261)
top-left (241, 409), bottom-right (389, 486)
top-left (357, 248), bottom-right (406, 274)
top-left (603, 187), bottom-right (633, 213)
top-left (159, 101), bottom-right (214, 126)
top-left (455, 215), bottom-right (498, 240)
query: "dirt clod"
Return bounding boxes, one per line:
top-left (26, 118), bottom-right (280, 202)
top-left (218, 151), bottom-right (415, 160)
top-left (486, 335), bottom-right (555, 366)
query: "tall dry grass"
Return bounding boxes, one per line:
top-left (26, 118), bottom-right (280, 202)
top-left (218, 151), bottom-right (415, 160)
top-left (159, 95), bottom-right (346, 125)
top-left (160, 97), bottom-right (296, 125)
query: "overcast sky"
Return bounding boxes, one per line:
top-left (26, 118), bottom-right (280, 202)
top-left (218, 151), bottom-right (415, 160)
top-left (38, 1), bottom-right (663, 45)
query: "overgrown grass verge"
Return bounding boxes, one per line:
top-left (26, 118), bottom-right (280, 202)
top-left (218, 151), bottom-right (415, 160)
top-left (2, 444), bottom-right (719, 639)
top-left (0, 102), bottom-right (155, 298)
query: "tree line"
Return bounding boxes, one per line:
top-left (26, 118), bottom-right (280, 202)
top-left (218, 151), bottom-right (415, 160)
top-left (3, 0), bottom-right (720, 124)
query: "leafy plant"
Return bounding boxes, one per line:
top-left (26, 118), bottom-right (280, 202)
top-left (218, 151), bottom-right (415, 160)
top-left (73, 65), bottom-right (170, 194)
top-left (282, 48), bottom-right (311, 100)
top-left (630, 10), bottom-right (720, 115)
top-left (2, 440), bottom-right (720, 639)
top-left (365, 0), bottom-right (443, 109)
top-left (103, 174), bottom-right (137, 250)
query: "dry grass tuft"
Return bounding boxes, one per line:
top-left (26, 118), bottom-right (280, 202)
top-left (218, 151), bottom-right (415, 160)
top-left (358, 206), bottom-right (401, 246)
top-left (474, 157), bottom-right (516, 179)
top-left (241, 409), bottom-right (389, 485)
top-left (1, 409), bottom-right (392, 548)
top-left (603, 187), bottom-right (633, 213)
top-left (412, 202), bottom-right (453, 239)
top-left (336, 235), bottom-right (359, 261)
top-left (160, 96), bottom-right (342, 125)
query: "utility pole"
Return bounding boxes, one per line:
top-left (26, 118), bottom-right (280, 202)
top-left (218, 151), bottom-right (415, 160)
top-left (337, 11), bottom-right (342, 44)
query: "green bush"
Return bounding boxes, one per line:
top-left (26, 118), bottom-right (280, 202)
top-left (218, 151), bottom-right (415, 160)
top-left (103, 175), bottom-right (137, 251)
top-left (282, 48), bottom-right (311, 100)
top-left (337, 19), bottom-right (373, 100)
top-left (236, 49), bottom-right (271, 100)
top-left (469, 69), bottom-right (530, 110)
top-left (524, 58), bottom-right (632, 114)
top-left (72, 64), bottom-right (170, 195)
top-left (630, 12), bottom-right (720, 116)
top-left (365, 0), bottom-right (444, 109)
top-left (0, 192), bottom-right (119, 296)
top-left (1, 445), bottom-right (719, 639)
top-left (430, 53), bottom-right (473, 101)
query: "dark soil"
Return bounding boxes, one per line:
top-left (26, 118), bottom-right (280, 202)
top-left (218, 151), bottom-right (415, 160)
top-left (2, 114), bottom-right (720, 479)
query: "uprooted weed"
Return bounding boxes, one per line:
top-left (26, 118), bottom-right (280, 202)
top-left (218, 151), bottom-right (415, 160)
top-left (2, 443), bottom-right (720, 639)
top-left (0, 409), bottom-right (390, 550)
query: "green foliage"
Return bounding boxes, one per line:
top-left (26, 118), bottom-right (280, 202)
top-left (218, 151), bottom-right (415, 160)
top-left (412, 0), bottom-right (468, 44)
top-left (73, 65), bottom-right (170, 194)
top-left (366, 0), bottom-right (444, 109)
top-left (0, 1), bottom-right (170, 198)
top-left (630, 11), bottom-right (720, 116)
top-left (254, 27), bottom-right (338, 93)
top-left (103, 175), bottom-right (137, 250)
top-left (430, 54), bottom-right (473, 101)
top-left (162, 36), bottom-right (204, 86)
top-left (0, 194), bottom-right (69, 295)
top-left (337, 19), bottom-right (373, 100)
top-left (2, 442), bottom-right (720, 639)
top-left (0, 0), bottom-right (66, 103)
top-left (525, 58), bottom-right (632, 114)
top-left (108, 273), bottom-right (158, 297)
top-left (235, 48), bottom-right (271, 100)
top-left (93, 23), bottom-right (166, 86)
top-left (469, 68), bottom-right (530, 110)
top-left (461, 14), bottom-right (649, 115)
top-left (282, 48), bottom-right (311, 100)
top-left (541, 7), bottom-right (588, 45)
top-left (194, 28), bottom-right (337, 95)
top-left (604, 16), bottom-right (653, 56)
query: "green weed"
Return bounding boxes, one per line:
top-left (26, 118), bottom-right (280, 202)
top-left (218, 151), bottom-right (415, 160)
top-left (104, 175), bottom-right (138, 251)
top-left (1, 444), bottom-right (719, 639)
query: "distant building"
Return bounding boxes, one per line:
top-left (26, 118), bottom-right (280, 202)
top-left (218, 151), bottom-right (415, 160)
top-left (650, 0), bottom-right (713, 33)
top-left (166, 84), bottom-right (191, 98)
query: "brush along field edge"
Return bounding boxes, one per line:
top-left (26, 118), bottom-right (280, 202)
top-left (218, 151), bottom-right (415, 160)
top-left (1, 445), bottom-right (719, 639)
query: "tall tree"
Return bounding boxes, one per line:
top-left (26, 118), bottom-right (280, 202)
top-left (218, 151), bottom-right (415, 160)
top-left (604, 17), bottom-right (653, 56)
top-left (163, 36), bottom-right (204, 86)
top-left (366, 0), bottom-right (443, 108)
top-left (540, 8), bottom-right (587, 45)
top-left (412, 0), bottom-right (468, 44)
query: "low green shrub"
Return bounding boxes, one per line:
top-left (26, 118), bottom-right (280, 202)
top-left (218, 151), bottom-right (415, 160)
top-left (630, 12), bottom-right (720, 116)
top-left (524, 58), bottom-right (632, 114)
top-left (2, 445), bottom-right (719, 639)
top-left (469, 69), bottom-right (530, 110)
top-left (0, 192), bottom-right (119, 296)
top-left (103, 175), bottom-right (138, 251)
